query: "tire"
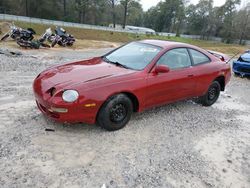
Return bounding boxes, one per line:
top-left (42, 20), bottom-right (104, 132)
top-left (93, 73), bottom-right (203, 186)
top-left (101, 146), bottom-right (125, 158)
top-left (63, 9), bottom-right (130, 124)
top-left (67, 42), bottom-right (73, 47)
top-left (199, 81), bottom-right (221, 106)
top-left (17, 40), bottom-right (32, 49)
top-left (58, 41), bottom-right (66, 47)
top-left (97, 94), bottom-right (133, 131)
top-left (41, 43), bottom-right (51, 48)
top-left (29, 35), bottom-right (34, 41)
top-left (234, 72), bottom-right (240, 77)
top-left (51, 40), bottom-right (57, 47)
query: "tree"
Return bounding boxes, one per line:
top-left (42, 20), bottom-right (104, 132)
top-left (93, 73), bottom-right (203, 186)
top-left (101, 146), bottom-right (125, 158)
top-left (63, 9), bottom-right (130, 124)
top-left (120, 0), bottom-right (139, 29)
top-left (127, 1), bottom-right (143, 26)
top-left (0, 0), bottom-right (248, 45)
top-left (120, 0), bottom-right (129, 28)
top-left (233, 3), bottom-right (250, 44)
top-left (90, 0), bottom-right (106, 25)
top-left (25, 0), bottom-right (28, 16)
top-left (109, 0), bottom-right (118, 28)
top-left (75, 0), bottom-right (90, 23)
top-left (221, 0), bottom-right (241, 43)
top-left (185, 0), bottom-right (214, 38)
top-left (144, 0), bottom-right (186, 34)
top-left (173, 0), bottom-right (186, 37)
top-left (144, 4), bottom-right (164, 31)
top-left (63, 0), bottom-right (67, 18)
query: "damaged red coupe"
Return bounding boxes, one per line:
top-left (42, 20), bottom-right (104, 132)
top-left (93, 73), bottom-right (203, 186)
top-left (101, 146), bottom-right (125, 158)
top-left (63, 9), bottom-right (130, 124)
top-left (33, 40), bottom-right (231, 131)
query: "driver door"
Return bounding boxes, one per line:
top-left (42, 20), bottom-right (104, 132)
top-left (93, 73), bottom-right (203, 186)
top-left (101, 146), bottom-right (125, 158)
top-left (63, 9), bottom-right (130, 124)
top-left (145, 48), bottom-right (196, 108)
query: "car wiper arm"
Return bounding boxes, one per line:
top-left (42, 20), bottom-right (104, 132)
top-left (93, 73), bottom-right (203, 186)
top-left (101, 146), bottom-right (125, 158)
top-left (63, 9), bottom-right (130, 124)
top-left (102, 56), bottom-right (130, 69)
top-left (111, 61), bottom-right (130, 69)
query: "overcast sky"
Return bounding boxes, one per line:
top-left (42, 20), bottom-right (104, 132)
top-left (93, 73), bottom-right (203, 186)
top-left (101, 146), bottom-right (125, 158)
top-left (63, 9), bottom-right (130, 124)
top-left (140, 0), bottom-right (227, 11)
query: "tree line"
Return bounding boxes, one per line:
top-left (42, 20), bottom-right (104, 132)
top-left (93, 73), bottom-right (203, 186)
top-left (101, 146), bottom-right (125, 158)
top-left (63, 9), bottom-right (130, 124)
top-left (0, 0), bottom-right (249, 44)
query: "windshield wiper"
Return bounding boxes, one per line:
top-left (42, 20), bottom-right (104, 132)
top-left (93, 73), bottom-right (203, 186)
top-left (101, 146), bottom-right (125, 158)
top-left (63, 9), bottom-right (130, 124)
top-left (102, 56), bottom-right (130, 69)
top-left (111, 61), bottom-right (130, 69)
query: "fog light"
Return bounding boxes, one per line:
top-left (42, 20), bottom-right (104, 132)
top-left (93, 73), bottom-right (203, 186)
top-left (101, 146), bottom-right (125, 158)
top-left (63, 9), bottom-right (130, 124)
top-left (49, 107), bottom-right (68, 113)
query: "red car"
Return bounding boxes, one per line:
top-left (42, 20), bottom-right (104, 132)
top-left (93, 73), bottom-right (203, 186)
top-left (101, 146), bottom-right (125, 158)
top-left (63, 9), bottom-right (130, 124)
top-left (33, 40), bottom-right (231, 131)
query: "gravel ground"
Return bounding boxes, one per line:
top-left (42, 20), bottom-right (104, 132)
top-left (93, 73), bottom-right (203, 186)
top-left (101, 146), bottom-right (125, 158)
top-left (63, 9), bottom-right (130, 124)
top-left (0, 47), bottom-right (249, 188)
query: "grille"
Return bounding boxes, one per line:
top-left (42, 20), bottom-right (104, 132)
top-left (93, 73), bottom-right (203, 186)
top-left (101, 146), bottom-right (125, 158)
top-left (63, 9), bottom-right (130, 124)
top-left (239, 67), bottom-right (250, 73)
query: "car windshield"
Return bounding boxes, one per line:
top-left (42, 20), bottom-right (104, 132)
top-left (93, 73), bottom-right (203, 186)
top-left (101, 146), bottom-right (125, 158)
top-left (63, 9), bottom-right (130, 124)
top-left (239, 53), bottom-right (250, 63)
top-left (104, 42), bottom-right (162, 70)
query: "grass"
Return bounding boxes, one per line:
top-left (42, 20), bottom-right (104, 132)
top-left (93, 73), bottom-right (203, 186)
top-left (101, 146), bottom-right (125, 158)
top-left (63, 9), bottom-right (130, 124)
top-left (0, 21), bottom-right (248, 55)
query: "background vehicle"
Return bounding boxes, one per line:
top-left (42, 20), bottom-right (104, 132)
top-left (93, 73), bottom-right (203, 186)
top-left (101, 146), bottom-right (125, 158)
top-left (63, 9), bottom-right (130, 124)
top-left (51, 27), bottom-right (75, 47)
top-left (17, 39), bottom-right (50, 49)
top-left (233, 51), bottom-right (250, 77)
top-left (39, 28), bottom-right (55, 43)
top-left (33, 40), bottom-right (231, 131)
top-left (1, 23), bottom-right (36, 41)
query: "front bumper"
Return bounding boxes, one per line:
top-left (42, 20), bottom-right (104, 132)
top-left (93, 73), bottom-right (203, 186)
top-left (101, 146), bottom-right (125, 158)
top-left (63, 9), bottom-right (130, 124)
top-left (33, 84), bottom-right (98, 124)
top-left (35, 98), bottom-right (97, 124)
top-left (36, 100), bottom-right (60, 119)
top-left (233, 61), bottom-right (250, 76)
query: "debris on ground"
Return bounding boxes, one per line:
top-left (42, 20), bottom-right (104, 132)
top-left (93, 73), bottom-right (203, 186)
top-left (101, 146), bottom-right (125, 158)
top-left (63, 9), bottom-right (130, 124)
top-left (0, 48), bottom-right (22, 56)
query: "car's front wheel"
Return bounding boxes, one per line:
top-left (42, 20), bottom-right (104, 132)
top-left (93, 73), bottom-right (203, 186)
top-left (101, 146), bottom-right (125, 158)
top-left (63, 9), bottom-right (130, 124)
top-left (97, 94), bottom-right (133, 131)
top-left (234, 72), bottom-right (240, 77)
top-left (199, 81), bottom-right (221, 106)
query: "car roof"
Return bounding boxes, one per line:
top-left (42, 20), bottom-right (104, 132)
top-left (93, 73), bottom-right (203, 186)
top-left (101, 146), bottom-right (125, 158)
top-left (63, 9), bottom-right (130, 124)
top-left (139, 39), bottom-right (198, 49)
top-left (138, 39), bottom-right (217, 61)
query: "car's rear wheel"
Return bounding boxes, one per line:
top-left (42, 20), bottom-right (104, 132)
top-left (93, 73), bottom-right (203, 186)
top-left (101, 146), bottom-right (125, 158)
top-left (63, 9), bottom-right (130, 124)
top-left (199, 81), bottom-right (221, 106)
top-left (97, 94), bottom-right (133, 131)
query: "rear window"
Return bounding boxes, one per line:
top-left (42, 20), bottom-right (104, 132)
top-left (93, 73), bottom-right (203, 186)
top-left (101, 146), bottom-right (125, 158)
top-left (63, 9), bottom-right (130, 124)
top-left (189, 49), bottom-right (210, 65)
top-left (207, 51), bottom-right (224, 60)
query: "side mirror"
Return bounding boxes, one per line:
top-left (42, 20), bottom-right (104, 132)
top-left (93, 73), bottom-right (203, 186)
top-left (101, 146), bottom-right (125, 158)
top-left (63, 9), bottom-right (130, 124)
top-left (155, 65), bottom-right (170, 74)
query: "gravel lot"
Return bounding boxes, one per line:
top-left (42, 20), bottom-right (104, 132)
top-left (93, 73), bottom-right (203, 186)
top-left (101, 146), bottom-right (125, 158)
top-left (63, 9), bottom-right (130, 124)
top-left (0, 47), bottom-right (249, 188)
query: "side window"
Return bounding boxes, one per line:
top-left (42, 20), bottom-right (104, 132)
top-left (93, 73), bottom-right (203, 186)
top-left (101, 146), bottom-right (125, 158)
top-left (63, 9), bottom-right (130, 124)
top-left (157, 48), bottom-right (191, 70)
top-left (189, 49), bottom-right (210, 65)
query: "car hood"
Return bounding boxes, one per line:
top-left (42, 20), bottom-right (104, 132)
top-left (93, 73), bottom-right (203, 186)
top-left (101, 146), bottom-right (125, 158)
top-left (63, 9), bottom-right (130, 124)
top-left (240, 53), bottom-right (250, 62)
top-left (38, 57), bottom-right (136, 90)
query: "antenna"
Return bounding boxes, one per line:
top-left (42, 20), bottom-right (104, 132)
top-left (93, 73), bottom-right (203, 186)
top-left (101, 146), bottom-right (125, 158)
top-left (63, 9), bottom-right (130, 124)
top-left (226, 52), bottom-right (240, 64)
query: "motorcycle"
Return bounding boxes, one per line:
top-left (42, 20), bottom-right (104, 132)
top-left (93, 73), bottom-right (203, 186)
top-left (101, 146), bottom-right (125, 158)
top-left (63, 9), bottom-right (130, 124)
top-left (39, 28), bottom-right (55, 43)
top-left (16, 28), bottom-right (54, 49)
top-left (16, 39), bottom-right (50, 49)
top-left (1, 23), bottom-right (36, 41)
top-left (51, 27), bottom-right (75, 47)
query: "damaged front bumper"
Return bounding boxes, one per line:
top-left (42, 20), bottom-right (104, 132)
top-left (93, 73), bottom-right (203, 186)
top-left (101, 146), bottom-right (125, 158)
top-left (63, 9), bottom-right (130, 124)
top-left (232, 61), bottom-right (250, 76)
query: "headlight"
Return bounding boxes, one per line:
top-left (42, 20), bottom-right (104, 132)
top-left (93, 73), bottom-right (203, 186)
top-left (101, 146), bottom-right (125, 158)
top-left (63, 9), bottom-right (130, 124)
top-left (62, 90), bottom-right (79, 103)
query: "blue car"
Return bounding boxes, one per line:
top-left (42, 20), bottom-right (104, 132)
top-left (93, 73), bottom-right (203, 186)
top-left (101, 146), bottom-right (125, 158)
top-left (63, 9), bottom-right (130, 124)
top-left (233, 50), bottom-right (250, 77)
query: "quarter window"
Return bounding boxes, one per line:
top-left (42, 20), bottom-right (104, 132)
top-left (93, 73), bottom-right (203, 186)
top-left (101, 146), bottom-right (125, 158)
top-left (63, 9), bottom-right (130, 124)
top-left (189, 49), bottom-right (210, 65)
top-left (157, 48), bottom-right (191, 69)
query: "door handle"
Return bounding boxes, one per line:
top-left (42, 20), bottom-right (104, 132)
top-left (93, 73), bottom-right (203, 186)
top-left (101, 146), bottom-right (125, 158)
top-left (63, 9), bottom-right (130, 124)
top-left (187, 74), bottom-right (194, 77)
